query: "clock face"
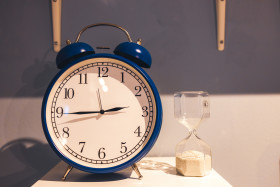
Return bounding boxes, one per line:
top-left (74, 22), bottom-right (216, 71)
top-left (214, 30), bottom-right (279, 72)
top-left (43, 57), bottom-right (159, 170)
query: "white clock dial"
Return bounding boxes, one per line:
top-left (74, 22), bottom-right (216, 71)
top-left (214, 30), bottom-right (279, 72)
top-left (45, 58), bottom-right (156, 168)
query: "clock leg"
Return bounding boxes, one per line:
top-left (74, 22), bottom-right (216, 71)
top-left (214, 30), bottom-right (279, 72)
top-left (61, 165), bottom-right (73, 181)
top-left (131, 163), bottom-right (143, 179)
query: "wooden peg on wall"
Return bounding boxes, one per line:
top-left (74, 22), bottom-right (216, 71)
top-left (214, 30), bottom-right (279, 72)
top-left (51, 0), bottom-right (62, 52)
top-left (216, 0), bottom-right (226, 51)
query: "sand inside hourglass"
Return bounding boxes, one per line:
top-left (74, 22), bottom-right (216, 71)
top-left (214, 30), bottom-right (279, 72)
top-left (176, 150), bottom-right (211, 177)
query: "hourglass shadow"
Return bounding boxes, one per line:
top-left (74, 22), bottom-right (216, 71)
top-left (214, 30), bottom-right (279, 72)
top-left (137, 160), bottom-right (177, 176)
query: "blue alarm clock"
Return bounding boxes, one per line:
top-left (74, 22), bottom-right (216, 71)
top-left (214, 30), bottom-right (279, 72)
top-left (42, 23), bottom-right (162, 179)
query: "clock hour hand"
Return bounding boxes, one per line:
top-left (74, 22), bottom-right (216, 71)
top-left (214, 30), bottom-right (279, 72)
top-left (104, 106), bottom-right (129, 113)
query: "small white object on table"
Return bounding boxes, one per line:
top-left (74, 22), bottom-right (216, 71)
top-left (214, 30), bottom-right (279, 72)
top-left (32, 157), bottom-right (232, 187)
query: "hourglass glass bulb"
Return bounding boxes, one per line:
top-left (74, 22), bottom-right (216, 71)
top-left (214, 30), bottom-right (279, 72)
top-left (174, 91), bottom-right (209, 131)
top-left (174, 91), bottom-right (212, 177)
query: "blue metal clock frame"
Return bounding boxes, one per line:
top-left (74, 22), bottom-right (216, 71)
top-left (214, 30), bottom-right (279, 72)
top-left (42, 53), bottom-right (163, 173)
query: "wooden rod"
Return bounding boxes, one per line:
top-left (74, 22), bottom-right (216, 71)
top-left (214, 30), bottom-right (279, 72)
top-left (51, 0), bottom-right (62, 52)
top-left (216, 0), bottom-right (226, 51)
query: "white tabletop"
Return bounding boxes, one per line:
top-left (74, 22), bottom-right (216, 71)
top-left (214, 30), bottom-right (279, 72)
top-left (32, 157), bottom-right (232, 187)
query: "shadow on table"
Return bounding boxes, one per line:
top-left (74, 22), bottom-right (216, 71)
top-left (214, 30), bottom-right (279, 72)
top-left (0, 138), bottom-right (60, 187)
top-left (40, 161), bottom-right (135, 182)
top-left (40, 159), bottom-right (179, 183)
top-left (137, 159), bottom-right (177, 176)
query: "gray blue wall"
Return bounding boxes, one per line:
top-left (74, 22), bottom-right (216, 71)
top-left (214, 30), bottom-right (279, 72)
top-left (1, 0), bottom-right (280, 98)
top-left (1, 0), bottom-right (280, 186)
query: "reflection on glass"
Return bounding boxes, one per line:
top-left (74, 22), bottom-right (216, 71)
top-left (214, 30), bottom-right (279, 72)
top-left (99, 78), bottom-right (108, 92)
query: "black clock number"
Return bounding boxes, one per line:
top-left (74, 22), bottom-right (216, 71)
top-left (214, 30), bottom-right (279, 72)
top-left (62, 127), bottom-right (69, 138)
top-left (64, 88), bottom-right (74, 99)
top-left (135, 86), bottom-right (142, 96)
top-left (98, 147), bottom-right (106, 159)
top-left (79, 142), bottom-right (86, 153)
top-left (142, 106), bottom-right (148, 117)
top-left (134, 126), bottom-right (142, 137)
top-left (98, 67), bottom-right (109, 77)
top-left (120, 142), bottom-right (127, 153)
top-left (79, 73), bottom-right (88, 84)
top-left (56, 107), bottom-right (63, 118)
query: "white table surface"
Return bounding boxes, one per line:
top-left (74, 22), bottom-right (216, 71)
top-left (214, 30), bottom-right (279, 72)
top-left (32, 157), bottom-right (232, 187)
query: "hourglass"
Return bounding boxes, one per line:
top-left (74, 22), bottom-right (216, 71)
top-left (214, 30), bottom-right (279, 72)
top-left (174, 91), bottom-right (211, 177)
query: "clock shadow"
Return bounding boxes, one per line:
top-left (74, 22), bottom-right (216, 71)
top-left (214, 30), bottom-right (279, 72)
top-left (40, 161), bottom-right (136, 182)
top-left (73, 171), bottom-right (134, 182)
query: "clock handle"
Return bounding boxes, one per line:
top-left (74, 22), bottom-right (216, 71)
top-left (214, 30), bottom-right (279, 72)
top-left (75, 23), bottom-right (133, 43)
top-left (131, 163), bottom-right (143, 179)
top-left (57, 22), bottom-right (151, 69)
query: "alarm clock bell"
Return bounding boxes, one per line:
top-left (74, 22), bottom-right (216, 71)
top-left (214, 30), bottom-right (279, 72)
top-left (56, 23), bottom-right (151, 70)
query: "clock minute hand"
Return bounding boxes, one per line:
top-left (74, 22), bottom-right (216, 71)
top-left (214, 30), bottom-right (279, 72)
top-left (65, 111), bottom-right (101, 115)
top-left (64, 107), bottom-right (129, 115)
top-left (104, 106), bottom-right (129, 113)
